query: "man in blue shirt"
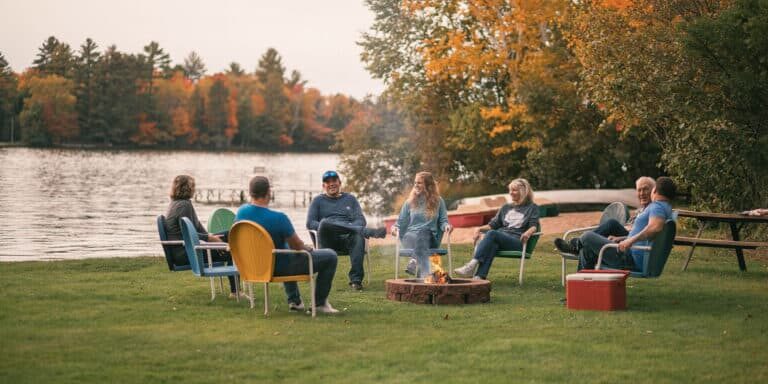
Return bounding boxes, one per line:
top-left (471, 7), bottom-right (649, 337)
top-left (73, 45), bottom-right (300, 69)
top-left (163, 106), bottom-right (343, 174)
top-left (236, 176), bottom-right (339, 314)
top-left (578, 177), bottom-right (676, 271)
top-left (306, 170), bottom-right (386, 291)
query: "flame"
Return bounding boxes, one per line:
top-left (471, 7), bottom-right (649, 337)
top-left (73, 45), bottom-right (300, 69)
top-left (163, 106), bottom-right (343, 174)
top-left (424, 253), bottom-right (451, 284)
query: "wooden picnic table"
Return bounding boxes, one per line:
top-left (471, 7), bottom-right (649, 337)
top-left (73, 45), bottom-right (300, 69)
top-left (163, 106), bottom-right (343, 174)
top-left (674, 209), bottom-right (768, 271)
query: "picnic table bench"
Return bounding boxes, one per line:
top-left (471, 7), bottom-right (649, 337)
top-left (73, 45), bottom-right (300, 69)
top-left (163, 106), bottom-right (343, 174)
top-left (674, 209), bottom-right (768, 271)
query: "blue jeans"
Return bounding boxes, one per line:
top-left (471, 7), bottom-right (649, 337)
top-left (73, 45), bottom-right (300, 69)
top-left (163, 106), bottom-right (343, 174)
top-left (401, 228), bottom-right (438, 278)
top-left (593, 219), bottom-right (629, 238)
top-left (473, 229), bottom-right (523, 279)
top-left (317, 220), bottom-right (366, 284)
top-left (277, 248), bottom-right (338, 306)
top-left (578, 231), bottom-right (635, 270)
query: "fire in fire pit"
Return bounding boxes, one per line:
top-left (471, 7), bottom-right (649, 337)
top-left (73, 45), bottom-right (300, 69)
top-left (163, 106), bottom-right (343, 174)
top-left (424, 254), bottom-right (451, 284)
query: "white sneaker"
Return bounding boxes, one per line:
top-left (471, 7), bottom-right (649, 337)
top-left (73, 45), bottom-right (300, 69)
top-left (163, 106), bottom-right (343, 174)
top-left (288, 301), bottom-right (305, 311)
top-left (405, 258), bottom-right (417, 275)
top-left (316, 301), bottom-right (340, 314)
top-left (454, 259), bottom-right (479, 277)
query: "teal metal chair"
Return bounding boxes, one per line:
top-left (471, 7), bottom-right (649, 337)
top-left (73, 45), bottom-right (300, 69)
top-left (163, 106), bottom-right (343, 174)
top-left (472, 224), bottom-right (542, 285)
top-left (207, 208), bottom-right (236, 234)
top-left (557, 202), bottom-right (630, 285)
top-left (180, 217), bottom-right (240, 301)
top-left (596, 220), bottom-right (676, 278)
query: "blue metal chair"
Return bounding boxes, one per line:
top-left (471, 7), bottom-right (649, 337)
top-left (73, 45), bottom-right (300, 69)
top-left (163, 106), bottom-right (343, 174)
top-left (557, 202), bottom-right (631, 285)
top-left (156, 215), bottom-right (190, 272)
top-left (180, 217), bottom-right (240, 301)
top-left (596, 220), bottom-right (677, 278)
top-left (308, 227), bottom-right (371, 285)
top-left (392, 227), bottom-right (452, 279)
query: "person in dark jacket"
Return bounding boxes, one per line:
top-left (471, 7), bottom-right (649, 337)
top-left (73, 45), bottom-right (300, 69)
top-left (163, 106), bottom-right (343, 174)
top-left (453, 178), bottom-right (540, 280)
top-left (164, 175), bottom-right (236, 295)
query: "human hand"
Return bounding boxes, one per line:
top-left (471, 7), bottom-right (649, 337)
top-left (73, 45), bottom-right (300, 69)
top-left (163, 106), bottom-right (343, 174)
top-left (207, 234), bottom-right (222, 242)
top-left (618, 239), bottom-right (632, 252)
top-left (445, 225), bottom-right (453, 234)
top-left (473, 230), bottom-right (482, 242)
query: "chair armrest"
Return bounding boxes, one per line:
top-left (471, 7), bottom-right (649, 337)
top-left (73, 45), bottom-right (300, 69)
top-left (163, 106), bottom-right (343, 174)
top-left (596, 243), bottom-right (651, 269)
top-left (308, 229), bottom-right (319, 247)
top-left (563, 225), bottom-right (598, 240)
top-left (274, 249), bottom-right (314, 277)
top-left (159, 240), bottom-right (184, 246)
top-left (195, 243), bottom-right (229, 251)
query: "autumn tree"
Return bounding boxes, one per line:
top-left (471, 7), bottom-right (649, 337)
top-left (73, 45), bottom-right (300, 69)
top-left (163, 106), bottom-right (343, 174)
top-left (19, 74), bottom-right (78, 145)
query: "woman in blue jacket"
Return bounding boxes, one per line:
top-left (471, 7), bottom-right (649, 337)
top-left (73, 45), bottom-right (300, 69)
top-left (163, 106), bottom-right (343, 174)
top-left (391, 171), bottom-right (452, 278)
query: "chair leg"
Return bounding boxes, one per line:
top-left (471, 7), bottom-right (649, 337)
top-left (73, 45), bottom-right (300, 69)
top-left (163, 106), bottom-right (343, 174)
top-left (519, 256), bottom-right (526, 285)
top-left (219, 277), bottom-right (224, 294)
top-left (209, 277), bottom-right (216, 301)
top-left (395, 242), bottom-right (400, 279)
top-left (561, 258), bottom-right (566, 287)
top-left (263, 283), bottom-right (269, 316)
top-left (248, 283), bottom-right (254, 309)
top-left (310, 277), bottom-right (316, 318)
top-left (365, 241), bottom-right (371, 285)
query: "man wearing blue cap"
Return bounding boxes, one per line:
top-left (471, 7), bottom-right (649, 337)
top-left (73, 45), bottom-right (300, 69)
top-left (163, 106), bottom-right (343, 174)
top-left (306, 170), bottom-right (386, 291)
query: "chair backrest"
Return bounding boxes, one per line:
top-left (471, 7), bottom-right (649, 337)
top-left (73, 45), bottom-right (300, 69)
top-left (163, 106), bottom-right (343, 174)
top-left (207, 208), bottom-right (235, 234)
top-left (600, 202), bottom-right (630, 226)
top-left (229, 220), bottom-right (277, 283)
top-left (638, 220), bottom-right (676, 277)
top-left (179, 217), bottom-right (205, 276)
top-left (157, 215), bottom-right (189, 271)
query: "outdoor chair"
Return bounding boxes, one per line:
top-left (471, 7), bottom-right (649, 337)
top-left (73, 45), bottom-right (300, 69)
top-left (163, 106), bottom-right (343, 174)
top-left (179, 217), bottom-right (240, 301)
top-left (596, 219), bottom-right (677, 278)
top-left (229, 220), bottom-right (317, 317)
top-left (308, 226), bottom-right (371, 285)
top-left (472, 223), bottom-right (543, 285)
top-left (556, 202), bottom-right (631, 285)
top-left (207, 207), bottom-right (235, 234)
top-left (392, 227), bottom-right (452, 279)
top-left (157, 215), bottom-right (189, 272)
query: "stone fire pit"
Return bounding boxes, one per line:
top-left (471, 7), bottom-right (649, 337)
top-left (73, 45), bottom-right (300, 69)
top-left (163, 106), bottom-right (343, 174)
top-left (385, 278), bottom-right (491, 305)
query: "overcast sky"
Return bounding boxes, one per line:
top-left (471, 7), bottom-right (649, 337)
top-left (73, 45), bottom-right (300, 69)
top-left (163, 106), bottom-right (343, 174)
top-left (0, 0), bottom-right (385, 99)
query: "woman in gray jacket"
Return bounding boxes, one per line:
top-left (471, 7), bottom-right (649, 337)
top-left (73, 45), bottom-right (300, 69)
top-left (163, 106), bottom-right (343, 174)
top-left (453, 178), bottom-right (539, 280)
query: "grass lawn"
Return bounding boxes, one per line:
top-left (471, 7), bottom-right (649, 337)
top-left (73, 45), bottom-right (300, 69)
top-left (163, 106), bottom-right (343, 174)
top-left (1, 235), bottom-right (767, 383)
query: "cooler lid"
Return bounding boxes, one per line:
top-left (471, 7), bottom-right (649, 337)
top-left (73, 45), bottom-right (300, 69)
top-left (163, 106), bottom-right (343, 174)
top-left (566, 273), bottom-right (627, 282)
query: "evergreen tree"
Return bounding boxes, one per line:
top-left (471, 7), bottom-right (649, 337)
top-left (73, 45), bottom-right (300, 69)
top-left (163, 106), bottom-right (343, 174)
top-left (183, 51), bottom-right (206, 82)
top-left (206, 77), bottom-right (229, 148)
top-left (74, 38), bottom-right (100, 142)
top-left (91, 45), bottom-right (143, 145)
top-left (0, 52), bottom-right (18, 141)
top-left (226, 62), bottom-right (245, 76)
top-left (32, 36), bottom-right (75, 78)
top-left (255, 48), bottom-right (289, 147)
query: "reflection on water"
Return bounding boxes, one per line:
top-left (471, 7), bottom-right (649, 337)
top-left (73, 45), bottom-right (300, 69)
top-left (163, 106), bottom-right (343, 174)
top-left (0, 148), bottom-right (339, 261)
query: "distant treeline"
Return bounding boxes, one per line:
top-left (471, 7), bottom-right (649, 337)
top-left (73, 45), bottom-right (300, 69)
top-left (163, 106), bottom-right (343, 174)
top-left (0, 37), bottom-right (364, 150)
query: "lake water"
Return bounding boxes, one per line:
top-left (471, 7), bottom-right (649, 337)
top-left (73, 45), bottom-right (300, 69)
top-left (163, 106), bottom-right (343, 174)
top-left (0, 148), bottom-right (340, 261)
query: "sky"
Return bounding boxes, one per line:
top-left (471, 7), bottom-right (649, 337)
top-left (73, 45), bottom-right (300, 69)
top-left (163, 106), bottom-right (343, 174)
top-left (0, 0), bottom-right (385, 99)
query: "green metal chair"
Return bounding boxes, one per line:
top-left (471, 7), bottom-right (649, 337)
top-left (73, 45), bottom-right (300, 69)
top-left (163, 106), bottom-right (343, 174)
top-left (596, 220), bottom-right (677, 278)
top-left (557, 202), bottom-right (630, 285)
top-left (207, 208), bottom-right (236, 234)
top-left (472, 223), bottom-right (542, 285)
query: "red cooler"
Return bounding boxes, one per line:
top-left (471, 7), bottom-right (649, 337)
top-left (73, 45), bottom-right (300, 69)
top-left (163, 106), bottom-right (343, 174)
top-left (566, 270), bottom-right (630, 311)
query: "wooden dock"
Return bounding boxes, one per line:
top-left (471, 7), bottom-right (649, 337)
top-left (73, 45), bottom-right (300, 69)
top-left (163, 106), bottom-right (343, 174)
top-left (194, 188), bottom-right (318, 208)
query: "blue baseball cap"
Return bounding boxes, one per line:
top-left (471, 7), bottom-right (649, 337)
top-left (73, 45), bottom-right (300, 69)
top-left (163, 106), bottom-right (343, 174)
top-left (322, 170), bottom-right (340, 182)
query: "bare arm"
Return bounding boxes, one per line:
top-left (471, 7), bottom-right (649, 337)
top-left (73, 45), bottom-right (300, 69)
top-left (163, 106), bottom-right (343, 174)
top-left (287, 233), bottom-right (312, 252)
top-left (618, 216), bottom-right (665, 252)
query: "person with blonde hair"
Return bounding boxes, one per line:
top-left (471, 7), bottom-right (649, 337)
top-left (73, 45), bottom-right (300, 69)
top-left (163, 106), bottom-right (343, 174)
top-left (391, 171), bottom-right (452, 277)
top-left (454, 178), bottom-right (540, 280)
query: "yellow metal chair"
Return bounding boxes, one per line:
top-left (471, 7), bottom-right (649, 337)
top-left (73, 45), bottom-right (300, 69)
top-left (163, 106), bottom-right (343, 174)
top-left (228, 220), bottom-right (317, 317)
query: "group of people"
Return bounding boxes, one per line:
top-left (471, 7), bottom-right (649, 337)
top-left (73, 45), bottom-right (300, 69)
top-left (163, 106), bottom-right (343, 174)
top-left (163, 169), bottom-right (682, 315)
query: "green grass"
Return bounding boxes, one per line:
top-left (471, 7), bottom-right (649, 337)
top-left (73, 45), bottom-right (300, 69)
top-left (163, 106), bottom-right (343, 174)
top-left (1, 237), bottom-right (767, 383)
